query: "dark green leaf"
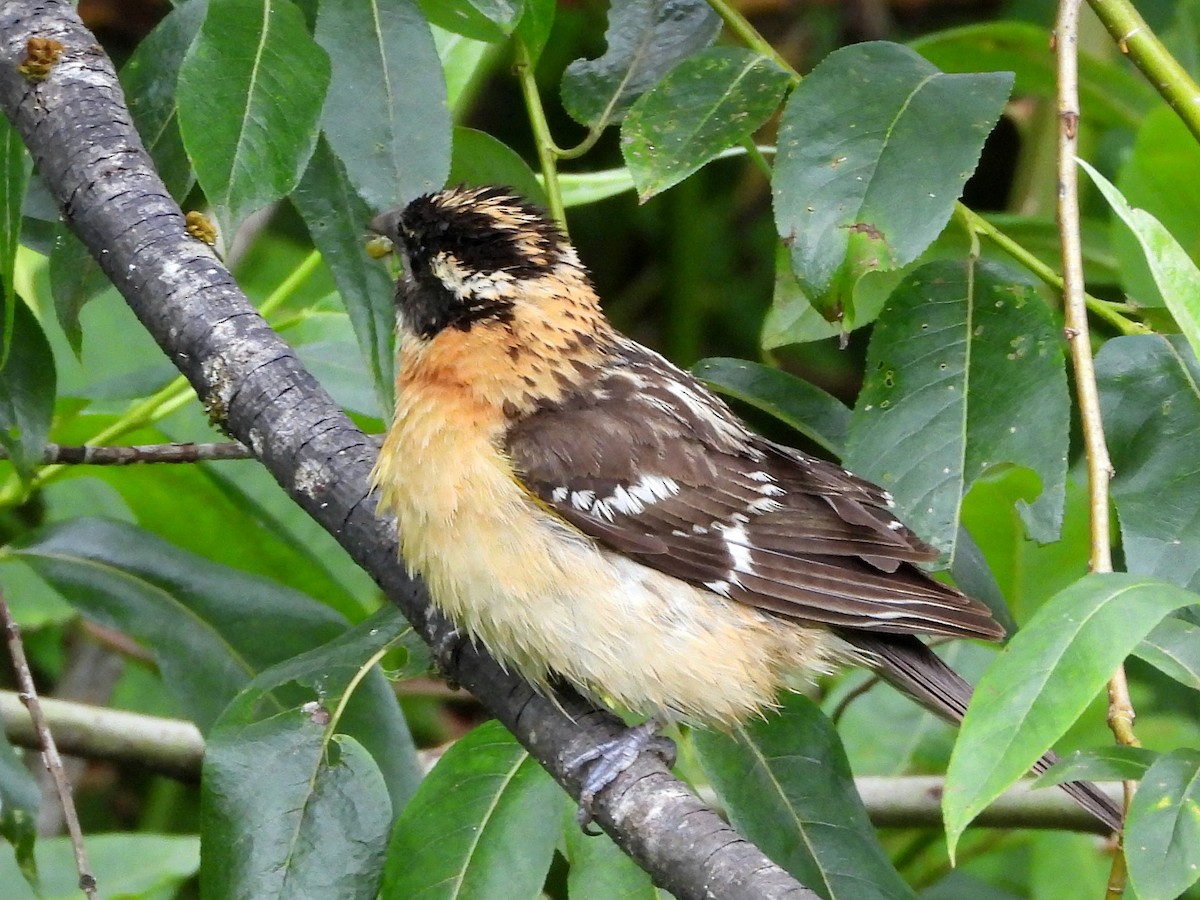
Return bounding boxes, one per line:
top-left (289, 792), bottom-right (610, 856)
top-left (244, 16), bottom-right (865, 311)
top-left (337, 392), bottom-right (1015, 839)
top-left (0, 115), bottom-right (29, 366)
top-left (293, 138), bottom-right (395, 414)
top-left (692, 356), bottom-right (850, 456)
top-left (381, 721), bottom-right (561, 900)
top-left (845, 260), bottom-right (1068, 556)
top-left (1136, 616), bottom-right (1200, 689)
top-left (0, 834), bottom-right (198, 900)
top-left (912, 21), bottom-right (1155, 130)
top-left (1126, 749), bottom-right (1200, 899)
top-left (316, 0), bottom-right (450, 212)
top-left (945, 573), bottom-right (1199, 854)
top-left (561, 799), bottom-right (655, 899)
top-left (177, 0), bottom-right (330, 231)
top-left (47, 227), bottom-right (109, 357)
top-left (293, 311), bottom-right (386, 419)
top-left (202, 608), bottom-right (421, 900)
top-left (774, 42), bottom-right (1011, 317)
top-left (419, 0), bottom-right (522, 42)
top-left (0, 735), bottom-right (38, 889)
top-left (8, 518), bottom-right (349, 732)
top-left (121, 0), bottom-right (206, 201)
top-left (694, 693), bottom-right (915, 899)
top-left (621, 48), bottom-right (791, 201)
top-left (1032, 746), bottom-right (1157, 787)
top-left (561, 0), bottom-right (720, 128)
top-left (514, 0), bottom-right (555, 66)
top-left (1098, 335), bottom-right (1200, 591)
top-left (448, 126), bottom-right (547, 207)
top-left (0, 298), bottom-right (55, 481)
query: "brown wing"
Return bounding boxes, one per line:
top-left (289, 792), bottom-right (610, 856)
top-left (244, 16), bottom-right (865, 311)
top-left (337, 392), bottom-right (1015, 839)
top-left (504, 339), bottom-right (1003, 641)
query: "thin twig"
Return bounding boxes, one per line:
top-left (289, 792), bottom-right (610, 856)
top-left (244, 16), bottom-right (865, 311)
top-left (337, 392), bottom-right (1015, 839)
top-left (0, 441), bottom-right (253, 465)
top-left (0, 587), bottom-right (97, 898)
top-left (1055, 3), bottom-right (1133, 895)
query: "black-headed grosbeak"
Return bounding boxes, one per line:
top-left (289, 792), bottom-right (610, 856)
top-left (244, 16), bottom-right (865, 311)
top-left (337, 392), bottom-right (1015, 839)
top-left (369, 185), bottom-right (1120, 831)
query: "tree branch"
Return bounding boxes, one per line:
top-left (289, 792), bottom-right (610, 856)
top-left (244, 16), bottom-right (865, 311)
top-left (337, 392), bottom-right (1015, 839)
top-left (0, 3), bottom-right (812, 897)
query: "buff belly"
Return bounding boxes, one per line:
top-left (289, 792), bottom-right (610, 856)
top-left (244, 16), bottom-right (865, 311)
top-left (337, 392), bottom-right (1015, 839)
top-left (372, 406), bottom-right (835, 727)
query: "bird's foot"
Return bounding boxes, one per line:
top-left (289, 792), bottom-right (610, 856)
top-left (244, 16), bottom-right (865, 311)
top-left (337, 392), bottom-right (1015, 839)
top-left (428, 623), bottom-right (465, 690)
top-left (566, 720), bottom-right (676, 833)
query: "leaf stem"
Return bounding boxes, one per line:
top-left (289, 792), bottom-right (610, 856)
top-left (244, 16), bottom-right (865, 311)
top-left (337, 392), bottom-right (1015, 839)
top-left (1088, 0), bottom-right (1200, 146)
top-left (1055, 3), bottom-right (1132, 889)
top-left (258, 248), bottom-right (322, 318)
top-left (706, 0), bottom-right (798, 80)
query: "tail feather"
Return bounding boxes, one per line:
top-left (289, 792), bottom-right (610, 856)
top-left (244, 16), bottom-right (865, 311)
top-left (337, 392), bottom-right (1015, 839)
top-left (839, 631), bottom-right (1123, 833)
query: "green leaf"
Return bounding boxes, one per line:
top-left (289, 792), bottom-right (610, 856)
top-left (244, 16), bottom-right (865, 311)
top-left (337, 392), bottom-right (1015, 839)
top-left (692, 356), bottom-right (850, 456)
top-left (514, 0), bottom-right (555, 67)
top-left (1126, 749), bottom-right (1200, 899)
top-left (0, 735), bottom-right (38, 889)
top-left (47, 227), bottom-right (109, 357)
top-left (1033, 746), bottom-right (1157, 787)
top-left (448, 126), bottom-right (547, 207)
top-left (844, 259), bottom-right (1068, 556)
top-left (694, 693), bottom-right (915, 899)
top-left (1082, 160), bottom-right (1200, 362)
top-left (381, 721), bottom-right (562, 900)
top-left (202, 608), bottom-right (422, 900)
top-left (621, 48), bottom-right (791, 201)
top-left (912, 21), bottom-right (1155, 130)
top-left (7, 518), bottom-right (350, 732)
top-left (1097, 335), bottom-right (1200, 592)
top-left (944, 572), bottom-right (1199, 855)
top-left (293, 138), bottom-right (396, 415)
top-left (0, 834), bottom-right (198, 900)
top-left (291, 308), bottom-right (387, 420)
top-left (0, 114), bottom-right (29, 367)
top-left (419, 0), bottom-right (522, 42)
top-left (560, 0), bottom-right (720, 128)
top-left (773, 42), bottom-right (1011, 318)
top-left (561, 800), bottom-right (656, 899)
top-left (121, 0), bottom-right (206, 201)
top-left (177, 0), bottom-right (330, 232)
top-left (435, 25), bottom-right (498, 115)
top-left (0, 298), bottom-right (55, 481)
top-left (1136, 616), bottom-right (1200, 689)
top-left (316, 0), bottom-right (450, 212)
top-left (558, 168), bottom-right (635, 206)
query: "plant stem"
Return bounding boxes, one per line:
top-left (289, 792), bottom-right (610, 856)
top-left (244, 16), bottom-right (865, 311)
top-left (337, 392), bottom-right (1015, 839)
top-left (706, 0), bottom-right (798, 79)
top-left (1088, 0), bottom-right (1200, 146)
top-left (514, 39), bottom-right (567, 229)
top-left (259, 248), bottom-right (322, 318)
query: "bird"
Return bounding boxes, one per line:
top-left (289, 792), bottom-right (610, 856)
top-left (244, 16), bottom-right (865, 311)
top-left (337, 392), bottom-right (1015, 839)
top-left (367, 184), bottom-right (1122, 832)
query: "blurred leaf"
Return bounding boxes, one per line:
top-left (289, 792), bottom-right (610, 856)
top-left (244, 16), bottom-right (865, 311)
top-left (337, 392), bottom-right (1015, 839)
top-left (1126, 749), bottom-right (1200, 899)
top-left (1097, 335), bottom-right (1200, 591)
top-left (0, 115), bottom-right (29, 366)
top-left (1032, 745), bottom-right (1157, 787)
top-left (692, 356), bottom-right (850, 456)
top-left (774, 42), bottom-right (1011, 319)
top-left (47, 227), bottom-right (108, 357)
top-left (1137, 616), bottom-right (1200, 689)
top-left (514, 0), bottom-right (555, 67)
top-left (316, 0), bottom-right (450, 212)
top-left (561, 0), bottom-right (720, 128)
top-left (419, 0), bottom-right (522, 42)
top-left (381, 720), bottom-right (561, 900)
top-left (1028, 831), bottom-right (1111, 900)
top-left (293, 138), bottom-right (395, 414)
top-left (8, 517), bottom-right (350, 732)
top-left (695, 693), bottom-right (915, 899)
top-left (0, 735), bottom-right (38, 889)
top-left (621, 48), bottom-right (790, 201)
top-left (912, 21), bottom-right (1155, 130)
top-left (1083, 161), bottom-right (1200, 361)
top-left (844, 260), bottom-right (1068, 556)
top-left (0, 833), bottom-right (198, 900)
top-left (177, 0), bottom-right (330, 231)
top-left (434, 26), bottom-right (497, 114)
top-left (945, 573), bottom-right (1198, 855)
top-left (448, 126), bottom-right (547, 207)
top-left (121, 0), bottom-right (205, 201)
top-left (202, 607), bottom-right (422, 900)
top-left (557, 168), bottom-right (635, 206)
top-left (0, 298), bottom-right (54, 481)
top-left (561, 798), bottom-right (656, 899)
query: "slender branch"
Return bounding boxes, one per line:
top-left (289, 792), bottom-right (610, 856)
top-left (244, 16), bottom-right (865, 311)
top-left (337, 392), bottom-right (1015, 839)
top-left (0, 690), bottom-right (1120, 832)
top-left (1088, 0), bottom-right (1200, 146)
top-left (0, 587), bottom-right (96, 897)
top-left (706, 0), bottom-right (798, 78)
top-left (514, 39), bottom-right (567, 229)
top-left (0, 441), bottom-right (253, 465)
top-left (1055, 4), bottom-right (1133, 895)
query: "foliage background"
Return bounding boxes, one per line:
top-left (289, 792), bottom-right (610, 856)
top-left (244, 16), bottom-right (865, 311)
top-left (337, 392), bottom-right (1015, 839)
top-left (0, 0), bottom-right (1199, 897)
